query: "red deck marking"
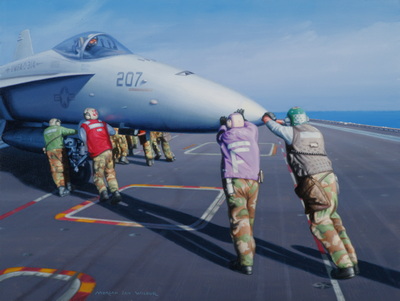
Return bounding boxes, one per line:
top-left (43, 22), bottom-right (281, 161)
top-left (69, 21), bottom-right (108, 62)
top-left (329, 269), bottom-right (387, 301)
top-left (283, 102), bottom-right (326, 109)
top-left (0, 193), bottom-right (52, 220)
top-left (0, 267), bottom-right (96, 300)
top-left (0, 201), bottom-right (36, 220)
top-left (183, 144), bottom-right (197, 150)
top-left (271, 143), bottom-right (278, 156)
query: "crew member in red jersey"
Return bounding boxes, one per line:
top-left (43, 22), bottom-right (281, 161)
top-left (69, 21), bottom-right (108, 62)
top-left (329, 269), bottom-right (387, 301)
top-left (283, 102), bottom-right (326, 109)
top-left (79, 108), bottom-right (122, 204)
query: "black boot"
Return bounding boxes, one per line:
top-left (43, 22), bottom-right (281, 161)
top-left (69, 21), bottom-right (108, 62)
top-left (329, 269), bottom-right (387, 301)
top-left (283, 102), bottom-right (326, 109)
top-left (111, 190), bottom-right (122, 205)
top-left (146, 159), bottom-right (154, 166)
top-left (331, 267), bottom-right (355, 280)
top-left (58, 186), bottom-right (70, 197)
top-left (119, 156), bottom-right (129, 165)
top-left (99, 190), bottom-right (109, 203)
top-left (166, 156), bottom-right (176, 162)
top-left (353, 264), bottom-right (360, 275)
top-left (229, 260), bottom-right (252, 275)
top-left (66, 182), bottom-right (73, 192)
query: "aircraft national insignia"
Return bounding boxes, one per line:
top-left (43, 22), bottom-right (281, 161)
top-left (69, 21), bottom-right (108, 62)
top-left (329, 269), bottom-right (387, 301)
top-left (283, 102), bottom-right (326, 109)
top-left (54, 87), bottom-right (75, 108)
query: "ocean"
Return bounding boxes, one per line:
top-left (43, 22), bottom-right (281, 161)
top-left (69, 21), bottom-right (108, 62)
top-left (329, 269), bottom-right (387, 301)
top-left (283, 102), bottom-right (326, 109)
top-left (275, 111), bottom-right (400, 129)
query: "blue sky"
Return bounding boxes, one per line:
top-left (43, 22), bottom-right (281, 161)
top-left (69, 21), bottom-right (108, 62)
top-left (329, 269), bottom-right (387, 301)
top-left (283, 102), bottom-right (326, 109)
top-left (0, 0), bottom-right (399, 112)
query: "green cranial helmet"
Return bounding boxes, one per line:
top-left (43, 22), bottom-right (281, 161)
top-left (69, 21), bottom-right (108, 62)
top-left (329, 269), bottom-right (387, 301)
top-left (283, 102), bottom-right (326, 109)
top-left (286, 107), bottom-right (309, 126)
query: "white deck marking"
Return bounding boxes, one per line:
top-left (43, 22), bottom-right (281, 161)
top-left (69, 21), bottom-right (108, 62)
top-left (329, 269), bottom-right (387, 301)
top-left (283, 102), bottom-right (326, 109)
top-left (185, 142), bottom-right (275, 156)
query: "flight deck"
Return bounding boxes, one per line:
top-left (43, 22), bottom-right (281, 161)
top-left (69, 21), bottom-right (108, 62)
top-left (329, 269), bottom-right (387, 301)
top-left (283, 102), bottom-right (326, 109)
top-left (0, 121), bottom-right (399, 301)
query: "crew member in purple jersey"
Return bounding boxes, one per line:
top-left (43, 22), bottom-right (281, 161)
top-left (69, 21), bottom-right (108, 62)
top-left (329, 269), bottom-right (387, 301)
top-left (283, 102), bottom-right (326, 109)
top-left (217, 109), bottom-right (262, 275)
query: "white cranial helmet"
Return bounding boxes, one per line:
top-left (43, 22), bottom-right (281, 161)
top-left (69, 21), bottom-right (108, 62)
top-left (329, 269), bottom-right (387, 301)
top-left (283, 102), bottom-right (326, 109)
top-left (49, 118), bottom-right (61, 126)
top-left (83, 108), bottom-right (99, 120)
top-left (227, 113), bottom-right (245, 128)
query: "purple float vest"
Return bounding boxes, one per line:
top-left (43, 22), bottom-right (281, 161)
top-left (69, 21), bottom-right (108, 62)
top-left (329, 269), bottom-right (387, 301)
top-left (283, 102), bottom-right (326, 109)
top-left (217, 121), bottom-right (260, 181)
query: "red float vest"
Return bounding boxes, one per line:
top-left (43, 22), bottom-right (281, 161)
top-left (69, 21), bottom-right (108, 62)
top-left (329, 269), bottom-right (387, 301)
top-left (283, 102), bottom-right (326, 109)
top-left (81, 120), bottom-right (113, 158)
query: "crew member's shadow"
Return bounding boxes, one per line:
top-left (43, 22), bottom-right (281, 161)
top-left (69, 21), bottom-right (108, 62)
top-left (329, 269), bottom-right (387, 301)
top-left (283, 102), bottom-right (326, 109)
top-left (293, 245), bottom-right (400, 288)
top-left (100, 193), bottom-right (328, 277)
top-left (100, 193), bottom-right (233, 268)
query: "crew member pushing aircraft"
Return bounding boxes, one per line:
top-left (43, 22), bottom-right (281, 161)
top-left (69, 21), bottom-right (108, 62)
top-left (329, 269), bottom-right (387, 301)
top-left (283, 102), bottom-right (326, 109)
top-left (79, 108), bottom-right (122, 204)
top-left (43, 118), bottom-right (77, 197)
top-left (217, 109), bottom-right (262, 275)
top-left (262, 107), bottom-right (359, 280)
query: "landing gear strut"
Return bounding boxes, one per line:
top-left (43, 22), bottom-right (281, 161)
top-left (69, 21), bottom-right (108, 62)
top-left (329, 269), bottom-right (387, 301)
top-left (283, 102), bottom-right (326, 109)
top-left (64, 137), bottom-right (91, 185)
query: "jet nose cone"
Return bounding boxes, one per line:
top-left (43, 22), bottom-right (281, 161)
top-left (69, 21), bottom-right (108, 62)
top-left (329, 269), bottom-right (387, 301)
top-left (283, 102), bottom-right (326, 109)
top-left (238, 98), bottom-right (267, 126)
top-left (186, 76), bottom-right (268, 130)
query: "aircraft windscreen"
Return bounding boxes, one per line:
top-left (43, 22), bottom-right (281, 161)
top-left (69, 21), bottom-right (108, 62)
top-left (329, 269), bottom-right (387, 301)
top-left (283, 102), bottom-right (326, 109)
top-left (53, 32), bottom-right (132, 60)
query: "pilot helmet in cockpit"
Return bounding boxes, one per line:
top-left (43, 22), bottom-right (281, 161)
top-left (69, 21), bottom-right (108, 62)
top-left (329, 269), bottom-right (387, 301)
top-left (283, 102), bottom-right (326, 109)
top-left (86, 37), bottom-right (98, 50)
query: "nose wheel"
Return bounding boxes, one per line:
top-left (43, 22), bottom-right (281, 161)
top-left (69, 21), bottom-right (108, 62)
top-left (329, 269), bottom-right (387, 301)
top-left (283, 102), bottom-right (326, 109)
top-left (70, 162), bottom-right (91, 185)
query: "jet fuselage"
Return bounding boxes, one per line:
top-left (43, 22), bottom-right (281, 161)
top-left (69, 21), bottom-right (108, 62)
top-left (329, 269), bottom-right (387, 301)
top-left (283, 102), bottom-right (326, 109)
top-left (0, 31), bottom-right (266, 133)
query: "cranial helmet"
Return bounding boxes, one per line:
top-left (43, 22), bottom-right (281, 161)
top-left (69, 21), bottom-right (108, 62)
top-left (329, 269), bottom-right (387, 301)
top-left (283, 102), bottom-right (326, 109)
top-left (286, 107), bottom-right (309, 126)
top-left (49, 118), bottom-right (61, 126)
top-left (84, 108), bottom-right (99, 120)
top-left (227, 113), bottom-right (245, 128)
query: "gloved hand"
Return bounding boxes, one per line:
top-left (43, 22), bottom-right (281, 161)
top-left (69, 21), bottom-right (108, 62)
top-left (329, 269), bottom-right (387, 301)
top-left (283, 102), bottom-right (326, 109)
top-left (220, 116), bottom-right (227, 125)
top-left (235, 108), bottom-right (247, 121)
top-left (262, 112), bottom-right (277, 122)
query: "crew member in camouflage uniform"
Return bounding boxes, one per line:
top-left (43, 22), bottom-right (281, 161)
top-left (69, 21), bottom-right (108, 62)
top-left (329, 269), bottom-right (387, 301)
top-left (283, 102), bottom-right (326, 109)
top-left (151, 132), bottom-right (175, 162)
top-left (43, 118), bottom-right (77, 197)
top-left (79, 108), bottom-right (122, 204)
top-left (217, 110), bottom-right (261, 275)
top-left (138, 130), bottom-right (155, 166)
top-left (126, 135), bottom-right (138, 155)
top-left (111, 128), bottom-right (129, 165)
top-left (262, 107), bottom-right (359, 280)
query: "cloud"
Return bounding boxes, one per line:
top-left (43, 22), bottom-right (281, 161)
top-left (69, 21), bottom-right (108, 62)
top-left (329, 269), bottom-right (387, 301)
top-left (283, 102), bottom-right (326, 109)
top-left (146, 20), bottom-right (400, 110)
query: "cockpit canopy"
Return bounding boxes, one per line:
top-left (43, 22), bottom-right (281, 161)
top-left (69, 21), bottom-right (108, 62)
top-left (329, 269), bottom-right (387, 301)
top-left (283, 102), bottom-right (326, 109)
top-left (53, 32), bottom-right (132, 60)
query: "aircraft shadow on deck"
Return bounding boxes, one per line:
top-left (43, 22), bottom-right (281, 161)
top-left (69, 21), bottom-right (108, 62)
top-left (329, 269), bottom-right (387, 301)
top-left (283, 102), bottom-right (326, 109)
top-left (99, 193), bottom-right (328, 277)
top-left (293, 245), bottom-right (400, 288)
top-left (0, 147), bottom-right (55, 192)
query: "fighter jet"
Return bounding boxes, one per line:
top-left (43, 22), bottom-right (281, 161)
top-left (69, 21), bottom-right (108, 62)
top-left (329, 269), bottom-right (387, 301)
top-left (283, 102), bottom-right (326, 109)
top-left (0, 30), bottom-right (267, 181)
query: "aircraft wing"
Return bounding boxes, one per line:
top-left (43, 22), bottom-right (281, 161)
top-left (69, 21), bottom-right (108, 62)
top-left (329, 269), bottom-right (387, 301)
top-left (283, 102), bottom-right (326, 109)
top-left (0, 73), bottom-right (94, 89)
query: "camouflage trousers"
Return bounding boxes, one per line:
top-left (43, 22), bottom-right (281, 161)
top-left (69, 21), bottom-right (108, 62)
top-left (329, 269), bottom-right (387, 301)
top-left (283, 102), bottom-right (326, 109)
top-left (126, 135), bottom-right (138, 151)
top-left (225, 178), bottom-right (259, 267)
top-left (309, 172), bottom-right (358, 268)
top-left (152, 138), bottom-right (174, 160)
top-left (111, 133), bottom-right (129, 161)
top-left (46, 148), bottom-right (70, 188)
top-left (142, 140), bottom-right (154, 160)
top-left (92, 150), bottom-right (119, 194)
top-left (139, 133), bottom-right (154, 160)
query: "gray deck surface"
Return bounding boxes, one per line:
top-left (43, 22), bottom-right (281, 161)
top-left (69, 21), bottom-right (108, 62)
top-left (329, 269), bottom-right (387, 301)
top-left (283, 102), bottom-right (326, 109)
top-left (0, 121), bottom-right (399, 301)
